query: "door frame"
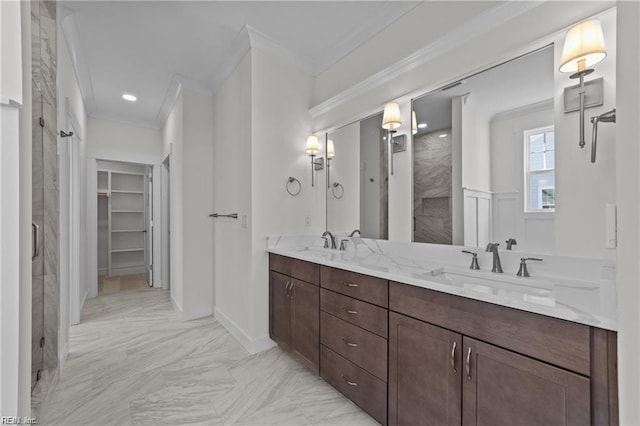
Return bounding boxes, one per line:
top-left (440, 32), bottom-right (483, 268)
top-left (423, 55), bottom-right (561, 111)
top-left (161, 153), bottom-right (171, 290)
top-left (61, 98), bottom-right (82, 327)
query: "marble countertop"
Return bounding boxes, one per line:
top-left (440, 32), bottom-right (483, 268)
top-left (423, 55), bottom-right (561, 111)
top-left (267, 235), bottom-right (617, 331)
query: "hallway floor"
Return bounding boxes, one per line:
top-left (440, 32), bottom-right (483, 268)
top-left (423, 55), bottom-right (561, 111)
top-left (41, 287), bottom-right (376, 425)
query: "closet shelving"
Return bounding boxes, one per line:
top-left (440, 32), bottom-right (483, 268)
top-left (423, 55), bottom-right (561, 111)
top-left (98, 169), bottom-right (146, 276)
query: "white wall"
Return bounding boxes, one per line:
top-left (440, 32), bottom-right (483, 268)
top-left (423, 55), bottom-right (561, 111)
top-left (461, 94), bottom-right (491, 192)
top-left (327, 122), bottom-right (360, 235)
top-left (615, 2), bottom-right (640, 424)
top-left (490, 102), bottom-right (555, 253)
top-left (181, 89), bottom-right (214, 319)
top-left (162, 92), bottom-right (184, 311)
top-left (87, 117), bottom-right (163, 165)
top-left (57, 17), bottom-right (89, 361)
top-left (211, 53), bottom-right (253, 335)
top-left (554, 9), bottom-right (617, 259)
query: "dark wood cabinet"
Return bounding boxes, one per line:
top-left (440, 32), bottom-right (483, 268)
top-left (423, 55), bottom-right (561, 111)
top-left (462, 337), bottom-right (590, 426)
top-left (389, 312), bottom-right (462, 426)
top-left (269, 271), bottom-right (292, 352)
top-left (269, 256), bottom-right (319, 374)
top-left (269, 254), bottom-right (618, 426)
top-left (291, 279), bottom-right (319, 373)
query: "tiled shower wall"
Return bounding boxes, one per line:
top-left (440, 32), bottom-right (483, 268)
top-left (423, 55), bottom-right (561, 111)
top-left (413, 129), bottom-right (452, 244)
top-left (32, 0), bottom-right (58, 393)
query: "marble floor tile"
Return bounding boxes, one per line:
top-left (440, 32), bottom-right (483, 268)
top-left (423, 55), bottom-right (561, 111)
top-left (40, 288), bottom-right (377, 425)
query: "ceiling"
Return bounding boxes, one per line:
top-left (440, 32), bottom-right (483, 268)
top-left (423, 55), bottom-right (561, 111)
top-left (60, 1), bottom-right (419, 127)
top-left (412, 45), bottom-right (554, 135)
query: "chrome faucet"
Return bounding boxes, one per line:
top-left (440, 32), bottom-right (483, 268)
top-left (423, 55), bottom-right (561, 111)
top-left (517, 257), bottom-right (543, 278)
top-left (322, 231), bottom-right (337, 249)
top-left (485, 243), bottom-right (503, 273)
top-left (505, 238), bottom-right (517, 250)
top-left (349, 229), bottom-right (361, 237)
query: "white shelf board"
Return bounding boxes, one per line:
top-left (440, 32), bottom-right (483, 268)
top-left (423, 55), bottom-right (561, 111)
top-left (112, 210), bottom-right (144, 213)
top-left (111, 247), bottom-right (144, 253)
top-left (112, 229), bottom-right (144, 233)
top-left (111, 190), bottom-right (144, 194)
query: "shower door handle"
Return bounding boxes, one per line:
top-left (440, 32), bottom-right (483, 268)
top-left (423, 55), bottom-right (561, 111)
top-left (32, 222), bottom-right (40, 260)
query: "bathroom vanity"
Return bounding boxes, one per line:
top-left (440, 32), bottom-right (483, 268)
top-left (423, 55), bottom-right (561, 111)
top-left (267, 237), bottom-right (618, 426)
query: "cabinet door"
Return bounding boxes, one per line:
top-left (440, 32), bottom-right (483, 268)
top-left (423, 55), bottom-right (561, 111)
top-left (462, 337), bottom-right (590, 426)
top-left (291, 279), bottom-right (319, 374)
top-left (269, 271), bottom-right (292, 352)
top-left (389, 312), bottom-right (462, 426)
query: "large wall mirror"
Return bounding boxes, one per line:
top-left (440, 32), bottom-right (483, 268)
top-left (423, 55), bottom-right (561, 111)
top-left (412, 45), bottom-right (554, 252)
top-left (324, 9), bottom-right (616, 257)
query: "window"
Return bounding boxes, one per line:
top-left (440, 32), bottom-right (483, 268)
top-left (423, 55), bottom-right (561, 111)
top-left (524, 126), bottom-right (555, 212)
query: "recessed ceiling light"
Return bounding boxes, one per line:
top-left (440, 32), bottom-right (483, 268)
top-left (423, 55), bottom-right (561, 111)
top-left (122, 93), bottom-right (137, 102)
top-left (439, 133), bottom-right (448, 138)
top-left (418, 123), bottom-right (427, 129)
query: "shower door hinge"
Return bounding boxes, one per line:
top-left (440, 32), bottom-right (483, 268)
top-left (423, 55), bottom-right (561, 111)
top-left (36, 369), bottom-right (42, 382)
top-left (39, 117), bottom-right (44, 127)
top-left (40, 337), bottom-right (45, 348)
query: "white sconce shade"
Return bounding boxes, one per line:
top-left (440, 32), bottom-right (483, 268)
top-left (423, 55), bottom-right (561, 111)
top-left (327, 139), bottom-right (335, 159)
top-left (382, 102), bottom-right (402, 130)
top-left (411, 111), bottom-right (418, 135)
top-left (560, 19), bottom-right (606, 73)
top-left (305, 135), bottom-right (320, 155)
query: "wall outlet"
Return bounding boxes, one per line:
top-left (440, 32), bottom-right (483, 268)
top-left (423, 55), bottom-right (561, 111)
top-left (305, 215), bottom-right (311, 227)
top-left (241, 214), bottom-right (248, 229)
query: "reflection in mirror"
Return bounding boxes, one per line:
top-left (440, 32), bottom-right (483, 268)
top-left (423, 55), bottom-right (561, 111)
top-left (326, 113), bottom-right (388, 238)
top-left (412, 45), bottom-right (554, 252)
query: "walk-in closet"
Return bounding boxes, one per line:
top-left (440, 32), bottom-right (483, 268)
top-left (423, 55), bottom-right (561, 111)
top-left (97, 160), bottom-right (152, 294)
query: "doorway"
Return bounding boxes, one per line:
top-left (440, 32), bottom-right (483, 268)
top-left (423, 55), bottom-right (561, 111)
top-left (161, 155), bottom-right (171, 290)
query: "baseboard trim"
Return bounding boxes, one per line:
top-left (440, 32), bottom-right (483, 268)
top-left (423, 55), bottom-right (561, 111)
top-left (170, 293), bottom-right (183, 318)
top-left (170, 294), bottom-right (212, 321)
top-left (80, 289), bottom-right (88, 314)
top-left (214, 306), bottom-right (276, 355)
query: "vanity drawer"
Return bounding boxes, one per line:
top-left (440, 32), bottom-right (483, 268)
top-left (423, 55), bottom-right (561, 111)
top-left (389, 281), bottom-right (591, 376)
top-left (320, 266), bottom-right (388, 307)
top-left (321, 311), bottom-right (387, 381)
top-left (270, 253), bottom-right (319, 285)
top-left (321, 345), bottom-right (387, 425)
top-left (321, 288), bottom-right (388, 338)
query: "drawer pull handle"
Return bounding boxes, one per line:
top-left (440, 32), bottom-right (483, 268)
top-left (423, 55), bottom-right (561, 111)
top-left (343, 282), bottom-right (359, 288)
top-left (466, 347), bottom-right (472, 380)
top-left (342, 338), bottom-right (358, 347)
top-left (286, 281), bottom-right (293, 297)
top-left (451, 341), bottom-right (457, 373)
top-left (341, 374), bottom-right (358, 386)
top-left (343, 307), bottom-right (358, 315)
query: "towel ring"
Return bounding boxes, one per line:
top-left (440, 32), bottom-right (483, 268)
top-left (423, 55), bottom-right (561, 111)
top-left (332, 182), bottom-right (344, 199)
top-left (286, 177), bottom-right (301, 197)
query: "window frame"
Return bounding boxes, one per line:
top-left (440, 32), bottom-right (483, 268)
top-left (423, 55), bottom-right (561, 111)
top-left (524, 125), bottom-right (555, 213)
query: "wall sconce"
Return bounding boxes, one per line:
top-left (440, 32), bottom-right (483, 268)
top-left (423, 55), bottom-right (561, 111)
top-left (326, 139), bottom-right (335, 188)
top-left (305, 135), bottom-right (324, 187)
top-left (382, 102), bottom-right (402, 176)
top-left (559, 19), bottom-right (607, 148)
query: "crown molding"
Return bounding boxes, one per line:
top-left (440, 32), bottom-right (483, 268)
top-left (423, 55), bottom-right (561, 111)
top-left (246, 25), bottom-right (313, 75)
top-left (155, 74), bottom-right (213, 128)
top-left (59, 7), bottom-right (96, 115)
top-left (309, 1), bottom-right (543, 119)
top-left (309, 1), bottom-right (420, 75)
top-left (208, 25), bottom-right (253, 96)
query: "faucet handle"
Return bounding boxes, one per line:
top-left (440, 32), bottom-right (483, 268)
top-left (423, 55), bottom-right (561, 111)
top-left (505, 238), bottom-right (517, 250)
top-left (516, 257), bottom-right (543, 277)
top-left (461, 250), bottom-right (480, 270)
top-left (339, 239), bottom-right (349, 251)
top-left (321, 236), bottom-right (329, 249)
